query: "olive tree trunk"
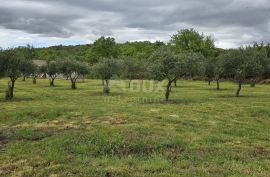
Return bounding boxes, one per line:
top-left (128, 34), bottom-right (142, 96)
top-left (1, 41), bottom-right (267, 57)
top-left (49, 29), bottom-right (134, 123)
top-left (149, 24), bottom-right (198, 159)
top-left (250, 79), bottom-right (256, 87)
top-left (236, 81), bottom-right (242, 97)
top-left (174, 80), bottom-right (177, 87)
top-left (22, 75), bottom-right (26, 81)
top-left (103, 80), bottom-right (110, 95)
top-left (71, 79), bottom-right (77, 89)
top-left (33, 77), bottom-right (37, 84)
top-left (208, 79), bottom-right (211, 86)
top-left (6, 80), bottom-right (15, 100)
top-left (216, 79), bottom-right (220, 90)
top-left (165, 81), bottom-right (173, 101)
top-left (49, 78), bottom-right (55, 86)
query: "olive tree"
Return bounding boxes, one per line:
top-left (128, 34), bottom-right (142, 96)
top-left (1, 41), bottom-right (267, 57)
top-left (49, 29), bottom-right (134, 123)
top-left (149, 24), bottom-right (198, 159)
top-left (170, 28), bottom-right (217, 57)
top-left (20, 60), bottom-right (36, 81)
top-left (31, 64), bottom-right (40, 84)
top-left (150, 47), bottom-right (203, 101)
top-left (41, 61), bottom-right (59, 86)
top-left (92, 58), bottom-right (119, 94)
top-left (204, 57), bottom-right (215, 86)
top-left (221, 49), bottom-right (264, 97)
top-left (0, 51), bottom-right (8, 78)
top-left (205, 57), bottom-right (224, 90)
top-left (120, 57), bottom-right (145, 88)
top-left (5, 57), bottom-right (23, 99)
top-left (58, 60), bottom-right (90, 89)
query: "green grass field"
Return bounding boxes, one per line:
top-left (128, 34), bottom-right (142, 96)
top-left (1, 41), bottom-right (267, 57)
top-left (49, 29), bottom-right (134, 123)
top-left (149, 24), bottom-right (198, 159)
top-left (0, 78), bottom-right (270, 176)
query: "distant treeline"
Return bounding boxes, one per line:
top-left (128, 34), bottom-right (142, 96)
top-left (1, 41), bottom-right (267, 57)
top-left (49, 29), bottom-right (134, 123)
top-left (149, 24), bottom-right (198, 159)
top-left (8, 29), bottom-right (226, 65)
top-left (1, 28), bottom-right (270, 101)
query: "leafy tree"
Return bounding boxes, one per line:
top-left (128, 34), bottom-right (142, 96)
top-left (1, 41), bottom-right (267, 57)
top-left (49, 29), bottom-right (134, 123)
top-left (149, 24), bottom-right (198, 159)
top-left (46, 62), bottom-right (59, 87)
top-left (150, 47), bottom-right (204, 101)
top-left (205, 57), bottom-right (224, 90)
top-left (20, 60), bottom-right (36, 81)
top-left (119, 41), bottom-right (157, 60)
top-left (204, 57), bottom-right (215, 85)
top-left (39, 64), bottom-right (48, 79)
top-left (5, 57), bottom-right (23, 99)
top-left (149, 48), bottom-right (183, 101)
top-left (31, 64), bottom-right (40, 84)
top-left (87, 37), bottom-right (119, 64)
top-left (263, 44), bottom-right (270, 79)
top-left (23, 44), bottom-right (36, 61)
top-left (58, 60), bottom-right (90, 89)
top-left (0, 50), bottom-right (8, 78)
top-left (177, 52), bottom-right (204, 78)
top-left (220, 49), bottom-right (264, 97)
top-left (213, 58), bottom-right (224, 90)
top-left (170, 28), bottom-right (217, 57)
top-left (120, 57), bottom-right (145, 88)
top-left (92, 58), bottom-right (119, 94)
top-left (174, 51), bottom-right (204, 87)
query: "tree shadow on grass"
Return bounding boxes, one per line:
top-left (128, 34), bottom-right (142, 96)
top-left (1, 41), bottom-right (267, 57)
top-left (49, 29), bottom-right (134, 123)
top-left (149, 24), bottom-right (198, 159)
top-left (201, 88), bottom-right (231, 91)
top-left (218, 94), bottom-right (252, 98)
top-left (140, 98), bottom-right (205, 105)
top-left (0, 97), bottom-right (34, 103)
top-left (90, 92), bottom-right (125, 97)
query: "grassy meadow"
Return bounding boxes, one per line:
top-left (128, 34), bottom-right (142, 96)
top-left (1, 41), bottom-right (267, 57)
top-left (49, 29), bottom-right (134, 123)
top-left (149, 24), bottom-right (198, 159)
top-left (0, 78), bottom-right (270, 176)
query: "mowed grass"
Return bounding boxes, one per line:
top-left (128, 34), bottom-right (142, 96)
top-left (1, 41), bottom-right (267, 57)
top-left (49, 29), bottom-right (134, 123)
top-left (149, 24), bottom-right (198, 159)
top-left (0, 78), bottom-right (270, 177)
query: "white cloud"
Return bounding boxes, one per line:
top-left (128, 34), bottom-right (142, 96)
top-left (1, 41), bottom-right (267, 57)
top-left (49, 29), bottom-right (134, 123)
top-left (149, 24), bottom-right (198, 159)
top-left (0, 0), bottom-right (269, 49)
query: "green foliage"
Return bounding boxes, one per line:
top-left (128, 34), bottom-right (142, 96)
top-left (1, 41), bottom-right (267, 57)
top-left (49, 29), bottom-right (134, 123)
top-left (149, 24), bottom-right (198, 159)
top-left (47, 62), bottom-right (59, 78)
top-left (92, 58), bottom-right (119, 81)
top-left (150, 48), bottom-right (203, 82)
top-left (87, 37), bottom-right (119, 64)
top-left (170, 28), bottom-right (217, 57)
top-left (5, 57), bottom-right (23, 82)
top-left (46, 61), bottom-right (59, 86)
top-left (150, 47), bottom-right (204, 100)
top-left (119, 41), bottom-right (161, 60)
top-left (120, 57), bottom-right (146, 80)
top-left (175, 52), bottom-right (204, 77)
top-left (204, 57), bottom-right (216, 81)
top-left (0, 50), bottom-right (9, 78)
top-left (13, 44), bottom-right (36, 61)
top-left (219, 48), bottom-right (264, 96)
top-left (149, 47), bottom-right (180, 82)
top-left (220, 49), bottom-right (264, 81)
top-left (20, 59), bottom-right (36, 80)
top-left (57, 59), bottom-right (90, 89)
top-left (92, 58), bottom-right (120, 94)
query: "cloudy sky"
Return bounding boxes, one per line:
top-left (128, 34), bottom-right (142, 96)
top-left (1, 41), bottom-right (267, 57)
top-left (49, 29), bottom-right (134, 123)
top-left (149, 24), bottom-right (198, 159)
top-left (0, 0), bottom-right (270, 49)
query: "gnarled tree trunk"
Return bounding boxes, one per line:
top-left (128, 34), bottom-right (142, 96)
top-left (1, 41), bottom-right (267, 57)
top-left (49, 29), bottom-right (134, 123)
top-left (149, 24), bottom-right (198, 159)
top-left (6, 80), bottom-right (15, 100)
top-left (49, 78), bottom-right (55, 86)
top-left (208, 79), bottom-right (211, 86)
top-left (216, 79), bottom-right (220, 90)
top-left (71, 82), bottom-right (76, 89)
top-left (236, 81), bottom-right (242, 97)
top-left (250, 79), bottom-right (256, 87)
top-left (33, 77), bottom-right (37, 84)
top-left (22, 75), bottom-right (26, 81)
top-left (165, 81), bottom-right (172, 101)
top-left (103, 80), bottom-right (110, 95)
